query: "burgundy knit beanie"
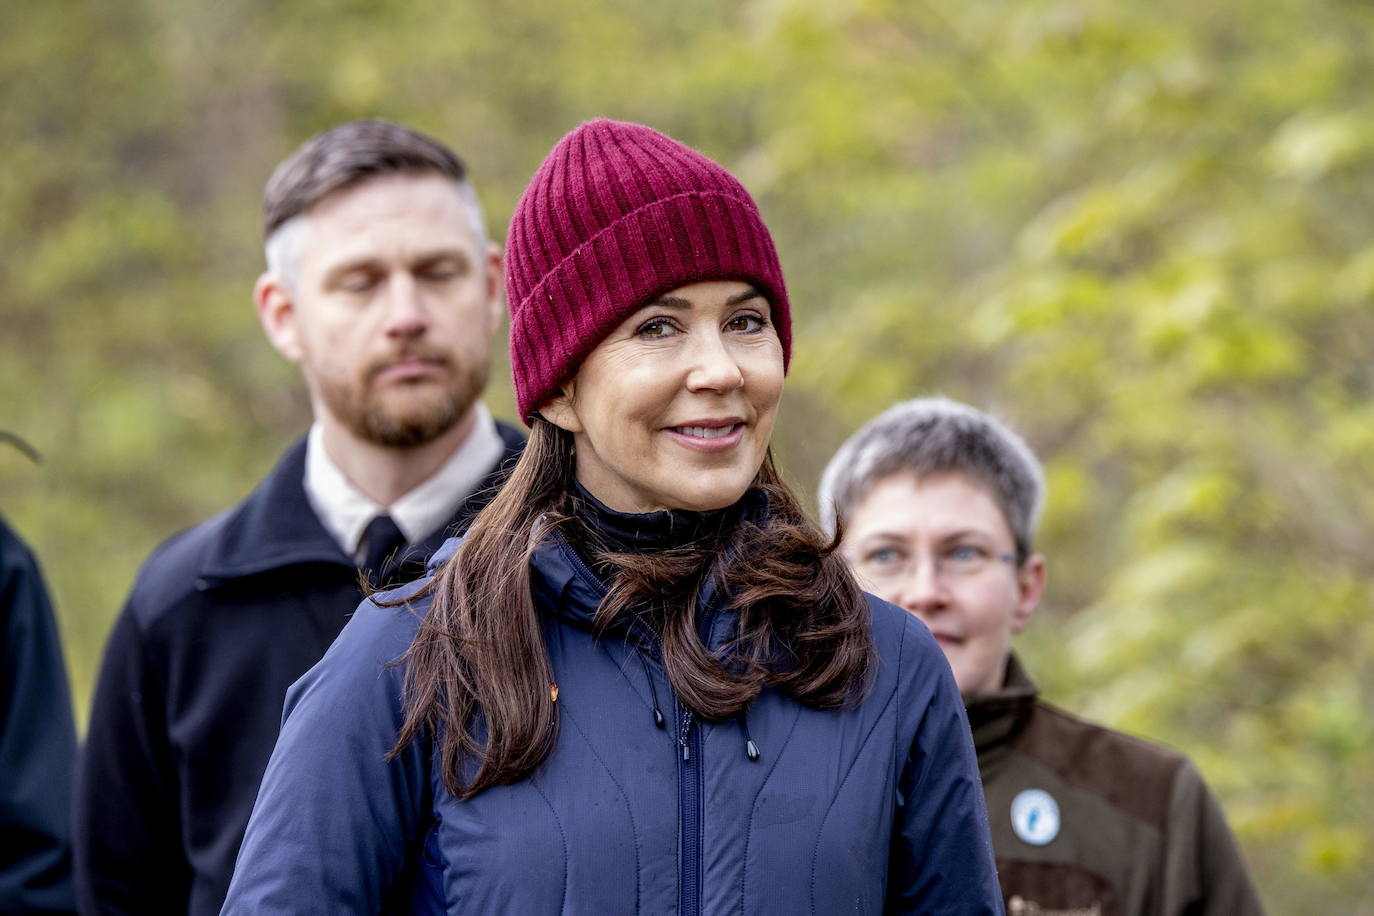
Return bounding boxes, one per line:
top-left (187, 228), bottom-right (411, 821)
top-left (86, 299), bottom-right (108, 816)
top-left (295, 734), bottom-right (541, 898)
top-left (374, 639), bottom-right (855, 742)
top-left (506, 119), bottom-right (792, 424)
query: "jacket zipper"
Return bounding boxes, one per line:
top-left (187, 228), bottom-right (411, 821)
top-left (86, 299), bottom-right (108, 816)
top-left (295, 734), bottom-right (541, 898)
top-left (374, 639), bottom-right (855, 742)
top-left (678, 589), bottom-right (720, 916)
top-left (677, 704), bottom-right (702, 916)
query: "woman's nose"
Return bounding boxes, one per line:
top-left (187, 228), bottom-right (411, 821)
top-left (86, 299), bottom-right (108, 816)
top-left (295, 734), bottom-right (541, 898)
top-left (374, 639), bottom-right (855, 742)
top-left (684, 331), bottom-right (745, 392)
top-left (892, 556), bottom-right (948, 619)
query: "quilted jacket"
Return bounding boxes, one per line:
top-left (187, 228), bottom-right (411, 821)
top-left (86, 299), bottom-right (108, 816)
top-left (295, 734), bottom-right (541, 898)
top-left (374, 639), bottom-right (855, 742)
top-left (223, 530), bottom-right (1003, 914)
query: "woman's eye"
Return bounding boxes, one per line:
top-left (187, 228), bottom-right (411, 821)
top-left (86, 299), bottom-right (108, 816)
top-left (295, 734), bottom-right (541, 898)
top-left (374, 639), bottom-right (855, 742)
top-left (636, 318), bottom-right (678, 338)
top-left (868, 547), bottom-right (901, 566)
top-left (726, 312), bottom-right (765, 332)
top-left (946, 545), bottom-right (988, 565)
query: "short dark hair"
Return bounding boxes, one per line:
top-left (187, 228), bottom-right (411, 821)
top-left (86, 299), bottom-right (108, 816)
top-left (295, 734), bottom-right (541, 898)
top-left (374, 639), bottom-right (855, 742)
top-left (262, 119), bottom-right (471, 239)
top-left (818, 397), bottom-right (1045, 563)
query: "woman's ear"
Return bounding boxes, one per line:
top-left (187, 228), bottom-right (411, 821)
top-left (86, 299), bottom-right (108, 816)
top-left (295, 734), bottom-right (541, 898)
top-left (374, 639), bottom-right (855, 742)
top-left (1010, 553), bottom-right (1045, 635)
top-left (537, 384), bottom-right (583, 434)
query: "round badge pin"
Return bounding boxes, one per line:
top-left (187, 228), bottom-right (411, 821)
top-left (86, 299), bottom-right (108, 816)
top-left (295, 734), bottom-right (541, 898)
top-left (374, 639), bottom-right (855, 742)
top-left (1010, 788), bottom-right (1060, 846)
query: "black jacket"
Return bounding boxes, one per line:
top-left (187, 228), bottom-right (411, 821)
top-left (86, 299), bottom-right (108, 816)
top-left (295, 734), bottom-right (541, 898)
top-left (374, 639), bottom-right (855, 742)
top-left (73, 424), bottom-right (524, 916)
top-left (1, 515), bottom-right (78, 915)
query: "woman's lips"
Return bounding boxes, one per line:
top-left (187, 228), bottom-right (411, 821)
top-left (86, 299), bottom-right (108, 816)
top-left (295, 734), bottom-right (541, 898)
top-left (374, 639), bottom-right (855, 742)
top-left (665, 421), bottom-right (745, 453)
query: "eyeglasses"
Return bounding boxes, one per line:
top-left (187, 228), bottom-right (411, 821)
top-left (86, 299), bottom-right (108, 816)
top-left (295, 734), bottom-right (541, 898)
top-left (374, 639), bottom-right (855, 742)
top-left (851, 543), bottom-right (1016, 583)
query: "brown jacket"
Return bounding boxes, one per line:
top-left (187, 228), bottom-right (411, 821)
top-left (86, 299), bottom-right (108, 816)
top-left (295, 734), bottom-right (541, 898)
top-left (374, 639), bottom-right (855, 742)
top-left (966, 655), bottom-right (1265, 916)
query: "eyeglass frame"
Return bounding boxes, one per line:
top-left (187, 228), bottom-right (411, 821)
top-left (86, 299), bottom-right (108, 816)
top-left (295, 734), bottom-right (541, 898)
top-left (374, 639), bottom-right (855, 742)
top-left (849, 541), bottom-right (1019, 583)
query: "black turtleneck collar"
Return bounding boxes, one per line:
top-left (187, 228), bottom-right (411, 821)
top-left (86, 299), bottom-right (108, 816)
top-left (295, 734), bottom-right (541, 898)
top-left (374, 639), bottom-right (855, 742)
top-left (964, 653), bottom-right (1039, 769)
top-left (570, 480), bottom-right (741, 555)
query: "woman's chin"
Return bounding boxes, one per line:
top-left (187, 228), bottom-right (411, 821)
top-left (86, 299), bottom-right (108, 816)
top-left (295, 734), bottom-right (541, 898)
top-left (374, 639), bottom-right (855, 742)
top-left (575, 458), bottom-right (764, 514)
top-left (667, 493), bottom-right (743, 513)
top-left (658, 476), bottom-right (757, 512)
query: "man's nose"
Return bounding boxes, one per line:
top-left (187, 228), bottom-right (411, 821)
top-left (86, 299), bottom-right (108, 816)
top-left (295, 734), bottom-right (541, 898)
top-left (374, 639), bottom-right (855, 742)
top-left (382, 273), bottom-right (429, 337)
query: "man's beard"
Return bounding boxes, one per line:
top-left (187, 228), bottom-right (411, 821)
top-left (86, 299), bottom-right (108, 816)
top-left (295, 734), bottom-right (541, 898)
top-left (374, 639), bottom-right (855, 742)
top-left (316, 347), bottom-right (488, 449)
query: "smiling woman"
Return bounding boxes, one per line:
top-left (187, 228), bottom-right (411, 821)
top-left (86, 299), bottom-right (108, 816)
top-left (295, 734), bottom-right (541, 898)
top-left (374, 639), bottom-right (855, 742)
top-left (222, 119), bottom-right (1003, 915)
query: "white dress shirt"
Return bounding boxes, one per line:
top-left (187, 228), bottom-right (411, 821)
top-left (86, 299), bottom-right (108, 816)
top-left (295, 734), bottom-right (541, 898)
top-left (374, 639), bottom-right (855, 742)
top-left (304, 403), bottom-right (505, 562)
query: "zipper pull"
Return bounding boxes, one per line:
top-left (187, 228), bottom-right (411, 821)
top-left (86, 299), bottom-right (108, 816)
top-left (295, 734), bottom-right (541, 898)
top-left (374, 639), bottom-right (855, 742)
top-left (678, 710), bottom-right (694, 763)
top-left (653, 707), bottom-right (665, 728)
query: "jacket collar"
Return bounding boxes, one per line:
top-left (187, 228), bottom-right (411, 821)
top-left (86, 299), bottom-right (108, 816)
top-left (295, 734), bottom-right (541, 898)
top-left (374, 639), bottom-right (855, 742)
top-left (197, 423), bottom-right (525, 587)
top-left (529, 537), bottom-right (614, 631)
top-left (964, 652), bottom-right (1039, 762)
top-left (197, 438), bottom-right (348, 585)
top-left (420, 531), bottom-right (614, 634)
top-left (523, 487), bottom-right (773, 644)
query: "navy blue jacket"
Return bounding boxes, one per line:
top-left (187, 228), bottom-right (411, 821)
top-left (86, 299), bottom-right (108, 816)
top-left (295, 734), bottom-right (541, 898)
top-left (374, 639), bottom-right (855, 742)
top-left (224, 533), bottom-right (1003, 914)
top-left (0, 515), bottom-right (77, 915)
top-left (74, 425), bottom-right (524, 916)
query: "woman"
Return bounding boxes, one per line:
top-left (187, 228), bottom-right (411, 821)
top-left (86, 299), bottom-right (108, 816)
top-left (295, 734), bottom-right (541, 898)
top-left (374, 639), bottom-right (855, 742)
top-left (818, 398), bottom-right (1265, 915)
top-left (222, 119), bottom-right (1001, 914)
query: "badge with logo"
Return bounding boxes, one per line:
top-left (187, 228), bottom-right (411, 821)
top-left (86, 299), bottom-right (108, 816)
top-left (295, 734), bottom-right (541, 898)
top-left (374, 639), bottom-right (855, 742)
top-left (1011, 788), bottom-right (1060, 846)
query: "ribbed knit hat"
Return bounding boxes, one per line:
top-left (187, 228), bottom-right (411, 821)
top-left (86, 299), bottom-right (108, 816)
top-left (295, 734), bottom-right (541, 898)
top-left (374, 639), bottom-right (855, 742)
top-left (506, 119), bottom-right (792, 424)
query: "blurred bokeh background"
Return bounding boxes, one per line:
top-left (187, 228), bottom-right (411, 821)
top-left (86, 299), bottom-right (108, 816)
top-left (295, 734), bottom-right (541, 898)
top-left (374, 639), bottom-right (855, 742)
top-left (3, 0), bottom-right (1372, 908)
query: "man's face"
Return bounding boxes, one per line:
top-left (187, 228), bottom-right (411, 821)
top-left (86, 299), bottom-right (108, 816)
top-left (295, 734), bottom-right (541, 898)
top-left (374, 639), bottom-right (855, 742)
top-left (258, 173), bottom-right (501, 448)
top-left (841, 470), bottom-right (1044, 696)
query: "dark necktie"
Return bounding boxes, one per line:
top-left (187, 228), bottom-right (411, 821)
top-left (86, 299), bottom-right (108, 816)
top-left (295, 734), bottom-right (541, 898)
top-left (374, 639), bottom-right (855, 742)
top-left (360, 514), bottom-right (407, 585)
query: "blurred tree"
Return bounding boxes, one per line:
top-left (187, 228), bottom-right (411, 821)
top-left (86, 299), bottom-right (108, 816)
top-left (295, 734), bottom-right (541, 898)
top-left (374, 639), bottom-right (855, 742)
top-left (1, 0), bottom-right (1370, 908)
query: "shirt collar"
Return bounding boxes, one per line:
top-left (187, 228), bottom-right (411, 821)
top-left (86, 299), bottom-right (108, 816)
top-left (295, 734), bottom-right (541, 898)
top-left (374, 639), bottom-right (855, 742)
top-left (391, 403), bottom-right (504, 546)
top-left (304, 403), bottom-right (504, 559)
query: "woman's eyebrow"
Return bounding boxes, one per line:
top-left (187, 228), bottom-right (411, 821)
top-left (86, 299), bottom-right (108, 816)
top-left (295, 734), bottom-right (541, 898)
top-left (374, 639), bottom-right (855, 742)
top-left (936, 528), bottom-right (998, 545)
top-left (855, 530), bottom-right (909, 547)
top-left (647, 295), bottom-right (692, 309)
top-left (648, 287), bottom-right (764, 309)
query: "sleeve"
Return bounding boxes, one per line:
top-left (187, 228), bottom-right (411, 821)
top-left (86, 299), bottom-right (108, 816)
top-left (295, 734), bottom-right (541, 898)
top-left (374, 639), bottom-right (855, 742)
top-left (220, 598), bottom-right (432, 915)
top-left (73, 604), bottom-right (192, 914)
top-left (885, 625), bottom-right (1004, 915)
top-left (0, 528), bottom-right (78, 915)
top-left (1160, 759), bottom-right (1267, 916)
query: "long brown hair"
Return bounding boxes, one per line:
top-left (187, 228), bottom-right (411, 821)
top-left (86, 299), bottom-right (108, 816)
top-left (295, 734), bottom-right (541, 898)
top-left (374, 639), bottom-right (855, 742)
top-left (391, 418), bottom-right (873, 798)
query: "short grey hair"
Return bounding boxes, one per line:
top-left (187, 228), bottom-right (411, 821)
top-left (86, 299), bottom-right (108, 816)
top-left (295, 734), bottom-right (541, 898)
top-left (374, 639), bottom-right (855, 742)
top-left (817, 397), bottom-right (1045, 563)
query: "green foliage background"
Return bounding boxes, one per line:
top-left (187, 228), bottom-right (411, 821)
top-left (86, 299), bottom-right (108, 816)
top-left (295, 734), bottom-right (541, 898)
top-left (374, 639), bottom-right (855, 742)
top-left (3, 0), bottom-right (1372, 908)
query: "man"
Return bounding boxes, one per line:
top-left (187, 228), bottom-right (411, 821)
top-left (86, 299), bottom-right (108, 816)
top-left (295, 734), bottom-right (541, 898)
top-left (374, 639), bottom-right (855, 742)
top-left (818, 397), bottom-right (1264, 915)
top-left (74, 120), bottom-right (524, 915)
top-left (1, 509), bottom-right (77, 916)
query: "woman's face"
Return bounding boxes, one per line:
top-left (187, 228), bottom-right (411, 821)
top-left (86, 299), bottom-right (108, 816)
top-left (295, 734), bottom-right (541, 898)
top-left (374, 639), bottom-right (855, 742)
top-left (541, 280), bottom-right (785, 513)
top-left (841, 471), bottom-right (1043, 696)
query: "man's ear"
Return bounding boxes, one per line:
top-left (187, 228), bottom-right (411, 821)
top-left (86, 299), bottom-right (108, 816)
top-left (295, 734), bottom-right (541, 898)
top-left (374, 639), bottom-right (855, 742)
top-left (1010, 553), bottom-right (1045, 635)
top-left (255, 272), bottom-right (304, 363)
top-left (484, 240), bottom-right (505, 332)
top-left (538, 384), bottom-right (583, 434)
